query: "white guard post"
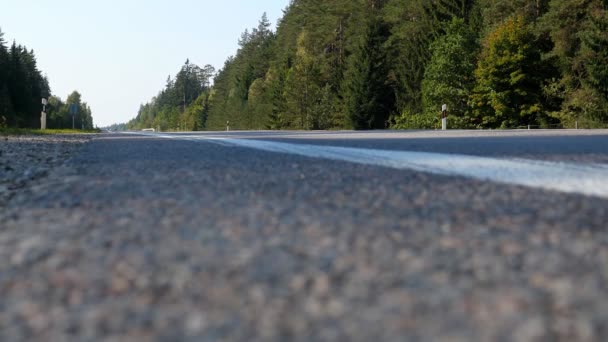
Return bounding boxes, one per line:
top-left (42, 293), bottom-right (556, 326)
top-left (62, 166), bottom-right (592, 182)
top-left (41, 112), bottom-right (47, 130)
top-left (41, 98), bottom-right (48, 130)
top-left (441, 104), bottom-right (448, 131)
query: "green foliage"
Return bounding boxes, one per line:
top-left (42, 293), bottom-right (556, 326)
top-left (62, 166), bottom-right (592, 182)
top-left (43, 92), bottom-right (95, 130)
top-left (205, 3), bottom-right (375, 130)
top-left (391, 109), bottom-right (439, 130)
top-left (383, 0), bottom-right (472, 114)
top-left (103, 123), bottom-right (128, 131)
top-left (0, 27), bottom-right (94, 130)
top-left (283, 31), bottom-right (323, 129)
top-left (0, 30), bottom-right (50, 128)
top-left (125, 0), bottom-right (606, 130)
top-left (204, 13), bottom-right (276, 130)
top-left (0, 27), bottom-right (93, 130)
top-left (537, 0), bottom-right (608, 126)
top-left (583, 4), bottom-right (608, 102)
top-left (421, 18), bottom-right (478, 126)
top-left (343, 14), bottom-right (395, 129)
top-left (471, 16), bottom-right (550, 128)
top-left (0, 128), bottom-right (100, 136)
top-left (127, 60), bottom-right (215, 131)
top-left (475, 0), bottom-right (550, 29)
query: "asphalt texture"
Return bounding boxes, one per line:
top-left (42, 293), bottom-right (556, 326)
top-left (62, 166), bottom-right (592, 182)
top-left (1, 130), bottom-right (608, 341)
top-left (0, 135), bottom-right (90, 207)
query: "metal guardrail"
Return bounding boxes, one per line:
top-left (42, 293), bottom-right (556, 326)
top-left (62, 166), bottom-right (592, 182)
top-left (512, 123), bottom-right (608, 130)
top-left (515, 124), bottom-right (563, 130)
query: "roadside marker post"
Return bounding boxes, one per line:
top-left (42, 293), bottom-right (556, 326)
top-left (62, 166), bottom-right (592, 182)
top-left (226, 121), bottom-right (230, 132)
top-left (69, 104), bottom-right (78, 129)
top-left (41, 98), bottom-right (47, 130)
top-left (441, 104), bottom-right (448, 131)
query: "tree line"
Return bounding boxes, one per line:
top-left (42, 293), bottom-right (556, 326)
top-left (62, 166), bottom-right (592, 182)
top-left (127, 60), bottom-right (215, 131)
top-left (0, 27), bottom-right (94, 130)
top-left (128, 0), bottom-right (608, 131)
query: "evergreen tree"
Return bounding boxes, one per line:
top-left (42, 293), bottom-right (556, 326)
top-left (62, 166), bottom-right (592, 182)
top-left (128, 59), bottom-right (213, 131)
top-left (7, 42), bottom-right (27, 126)
top-left (383, 0), bottom-right (471, 115)
top-left (421, 18), bottom-right (478, 127)
top-left (0, 28), bottom-right (12, 126)
top-left (0, 28), bottom-right (92, 129)
top-left (475, 0), bottom-right (550, 28)
top-left (125, 0), bottom-right (607, 130)
top-left (283, 31), bottom-right (322, 129)
top-left (204, 13), bottom-right (277, 130)
top-left (264, 66), bottom-right (288, 130)
top-left (583, 3), bottom-right (608, 102)
top-left (344, 15), bottom-right (395, 129)
top-left (538, 0), bottom-right (607, 125)
top-left (0, 41), bottom-right (50, 128)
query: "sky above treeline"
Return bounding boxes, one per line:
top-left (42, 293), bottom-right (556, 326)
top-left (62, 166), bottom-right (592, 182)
top-left (0, 0), bottom-right (289, 127)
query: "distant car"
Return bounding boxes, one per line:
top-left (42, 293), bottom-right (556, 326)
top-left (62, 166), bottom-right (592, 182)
top-left (142, 128), bottom-right (156, 132)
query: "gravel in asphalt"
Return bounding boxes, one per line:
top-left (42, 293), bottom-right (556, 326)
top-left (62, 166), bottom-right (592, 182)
top-left (0, 135), bottom-right (90, 208)
top-left (1, 132), bottom-right (607, 341)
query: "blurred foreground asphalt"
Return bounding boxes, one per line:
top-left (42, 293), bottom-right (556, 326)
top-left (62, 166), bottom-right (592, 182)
top-left (1, 130), bottom-right (608, 341)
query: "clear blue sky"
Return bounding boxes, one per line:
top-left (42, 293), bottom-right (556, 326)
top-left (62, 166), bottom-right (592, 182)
top-left (0, 0), bottom-right (290, 127)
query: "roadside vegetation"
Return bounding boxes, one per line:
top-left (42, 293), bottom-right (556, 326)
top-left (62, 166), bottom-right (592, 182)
top-left (127, 0), bottom-right (608, 131)
top-left (0, 28), bottom-right (95, 131)
top-left (0, 128), bottom-right (100, 136)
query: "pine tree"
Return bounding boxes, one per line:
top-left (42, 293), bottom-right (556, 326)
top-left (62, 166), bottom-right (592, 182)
top-left (344, 15), bottom-right (395, 130)
top-left (538, 0), bottom-right (606, 125)
top-left (264, 66), bottom-right (288, 130)
top-left (476, 0), bottom-right (550, 28)
top-left (383, 0), bottom-right (471, 115)
top-left (583, 4), bottom-right (608, 102)
top-left (123, 0), bottom-right (605, 131)
top-left (7, 42), bottom-right (29, 127)
top-left (0, 28), bottom-right (13, 126)
top-left (283, 31), bottom-right (321, 129)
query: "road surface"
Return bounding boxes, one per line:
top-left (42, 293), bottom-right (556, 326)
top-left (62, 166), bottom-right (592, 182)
top-left (2, 130), bottom-right (608, 341)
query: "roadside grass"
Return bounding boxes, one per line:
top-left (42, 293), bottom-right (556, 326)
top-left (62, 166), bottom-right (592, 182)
top-left (0, 128), bottom-right (101, 136)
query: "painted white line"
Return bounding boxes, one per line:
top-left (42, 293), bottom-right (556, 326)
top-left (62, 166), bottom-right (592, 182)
top-left (130, 132), bottom-right (608, 199)
top-left (217, 138), bottom-right (608, 199)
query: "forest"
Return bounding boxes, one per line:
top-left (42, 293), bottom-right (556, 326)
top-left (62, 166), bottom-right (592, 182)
top-left (0, 28), bottom-right (94, 130)
top-left (128, 0), bottom-right (608, 131)
top-left (127, 60), bottom-right (215, 132)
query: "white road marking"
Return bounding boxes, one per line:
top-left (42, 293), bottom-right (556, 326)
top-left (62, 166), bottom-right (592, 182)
top-left (137, 132), bottom-right (608, 199)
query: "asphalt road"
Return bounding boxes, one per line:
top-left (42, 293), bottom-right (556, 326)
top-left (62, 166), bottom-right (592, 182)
top-left (2, 130), bottom-right (608, 341)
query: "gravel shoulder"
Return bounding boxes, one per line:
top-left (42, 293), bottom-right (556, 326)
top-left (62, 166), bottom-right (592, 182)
top-left (0, 134), bottom-right (92, 208)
